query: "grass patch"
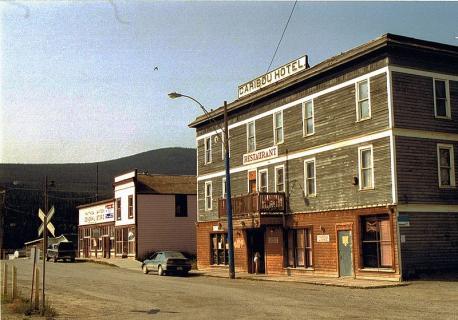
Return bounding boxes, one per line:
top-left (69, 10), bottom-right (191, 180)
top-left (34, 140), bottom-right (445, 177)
top-left (1, 294), bottom-right (58, 319)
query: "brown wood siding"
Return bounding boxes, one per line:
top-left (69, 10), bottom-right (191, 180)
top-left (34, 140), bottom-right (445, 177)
top-left (198, 137), bottom-right (392, 221)
top-left (395, 136), bottom-right (458, 204)
top-left (136, 194), bottom-right (197, 258)
top-left (197, 59), bottom-right (389, 176)
top-left (399, 212), bottom-right (458, 277)
top-left (392, 72), bottom-right (458, 133)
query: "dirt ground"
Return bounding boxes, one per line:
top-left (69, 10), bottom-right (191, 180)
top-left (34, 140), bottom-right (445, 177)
top-left (2, 258), bottom-right (457, 319)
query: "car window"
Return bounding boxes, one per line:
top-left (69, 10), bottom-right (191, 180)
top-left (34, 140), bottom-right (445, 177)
top-left (149, 253), bottom-right (158, 260)
top-left (164, 252), bottom-right (186, 259)
top-left (156, 253), bottom-right (164, 261)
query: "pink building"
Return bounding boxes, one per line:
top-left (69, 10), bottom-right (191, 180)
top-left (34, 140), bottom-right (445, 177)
top-left (78, 170), bottom-right (197, 260)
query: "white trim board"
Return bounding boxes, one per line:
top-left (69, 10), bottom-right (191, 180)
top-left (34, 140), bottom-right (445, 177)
top-left (389, 66), bottom-right (458, 82)
top-left (197, 130), bottom-right (391, 181)
top-left (196, 67), bottom-right (390, 141)
top-left (394, 128), bottom-right (458, 142)
top-left (397, 204), bottom-right (458, 213)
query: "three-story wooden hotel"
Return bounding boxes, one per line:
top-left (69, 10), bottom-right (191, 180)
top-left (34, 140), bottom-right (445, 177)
top-left (190, 34), bottom-right (458, 281)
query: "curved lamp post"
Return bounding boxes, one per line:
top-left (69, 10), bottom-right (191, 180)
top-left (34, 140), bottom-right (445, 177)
top-left (168, 92), bottom-right (235, 279)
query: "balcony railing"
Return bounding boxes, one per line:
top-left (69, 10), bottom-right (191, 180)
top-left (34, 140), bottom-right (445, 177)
top-left (218, 192), bottom-right (286, 219)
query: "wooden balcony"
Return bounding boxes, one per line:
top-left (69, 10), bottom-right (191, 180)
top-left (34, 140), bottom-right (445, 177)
top-left (218, 192), bottom-right (286, 219)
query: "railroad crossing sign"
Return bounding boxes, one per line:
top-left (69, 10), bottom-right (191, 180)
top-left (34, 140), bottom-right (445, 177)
top-left (38, 206), bottom-right (56, 237)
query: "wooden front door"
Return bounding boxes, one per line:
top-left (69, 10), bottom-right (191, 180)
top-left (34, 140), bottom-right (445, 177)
top-left (248, 170), bottom-right (257, 193)
top-left (338, 230), bottom-right (353, 277)
top-left (83, 238), bottom-right (90, 258)
top-left (103, 237), bottom-right (110, 258)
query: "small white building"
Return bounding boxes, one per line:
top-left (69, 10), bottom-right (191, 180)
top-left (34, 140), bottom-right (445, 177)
top-left (78, 170), bottom-right (197, 260)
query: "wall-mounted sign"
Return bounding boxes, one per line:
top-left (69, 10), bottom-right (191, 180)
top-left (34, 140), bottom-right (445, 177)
top-left (398, 214), bottom-right (410, 227)
top-left (79, 202), bottom-right (115, 226)
top-left (243, 146), bottom-right (278, 165)
top-left (238, 55), bottom-right (308, 98)
top-left (212, 225), bottom-right (221, 232)
top-left (317, 234), bottom-right (330, 243)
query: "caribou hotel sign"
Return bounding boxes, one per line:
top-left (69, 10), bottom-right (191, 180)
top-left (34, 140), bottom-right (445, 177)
top-left (238, 55), bottom-right (309, 98)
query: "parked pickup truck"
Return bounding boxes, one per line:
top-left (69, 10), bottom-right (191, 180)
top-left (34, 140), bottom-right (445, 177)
top-left (46, 241), bottom-right (76, 262)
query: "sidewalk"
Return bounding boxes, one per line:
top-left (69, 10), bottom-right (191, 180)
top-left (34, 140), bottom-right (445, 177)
top-left (78, 258), bottom-right (407, 289)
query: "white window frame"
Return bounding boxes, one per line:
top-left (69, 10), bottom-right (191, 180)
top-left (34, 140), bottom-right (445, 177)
top-left (204, 181), bottom-right (213, 211)
top-left (273, 110), bottom-right (284, 145)
top-left (303, 158), bottom-right (316, 197)
top-left (358, 145), bottom-right (375, 190)
top-left (204, 137), bottom-right (212, 164)
top-left (437, 144), bottom-right (456, 188)
top-left (247, 121), bottom-right (256, 153)
top-left (302, 100), bottom-right (315, 137)
top-left (355, 79), bottom-right (371, 122)
top-left (433, 79), bottom-right (451, 119)
top-left (258, 169), bottom-right (269, 193)
top-left (274, 165), bottom-right (285, 193)
top-left (222, 177), bottom-right (226, 198)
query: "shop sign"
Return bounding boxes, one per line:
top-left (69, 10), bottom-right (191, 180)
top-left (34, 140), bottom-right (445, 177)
top-left (243, 146), bottom-right (278, 165)
top-left (238, 55), bottom-right (308, 98)
top-left (316, 234), bottom-right (330, 243)
top-left (398, 214), bottom-right (410, 227)
top-left (80, 203), bottom-right (115, 226)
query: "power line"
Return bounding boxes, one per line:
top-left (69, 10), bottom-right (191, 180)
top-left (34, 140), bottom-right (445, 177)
top-left (266, 0), bottom-right (298, 73)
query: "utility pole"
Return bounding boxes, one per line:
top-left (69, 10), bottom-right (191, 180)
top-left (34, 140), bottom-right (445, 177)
top-left (96, 163), bottom-right (99, 202)
top-left (0, 189), bottom-right (5, 260)
top-left (41, 176), bottom-right (48, 314)
top-left (224, 101), bottom-right (235, 279)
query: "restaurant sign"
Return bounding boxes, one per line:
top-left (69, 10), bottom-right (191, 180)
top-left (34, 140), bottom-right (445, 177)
top-left (243, 146), bottom-right (278, 165)
top-left (238, 55), bottom-right (308, 98)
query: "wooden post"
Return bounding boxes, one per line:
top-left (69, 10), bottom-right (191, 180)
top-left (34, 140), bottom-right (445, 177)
top-left (30, 247), bottom-right (37, 306)
top-left (34, 268), bottom-right (40, 309)
top-left (12, 265), bottom-right (17, 298)
top-left (2, 263), bottom-right (8, 298)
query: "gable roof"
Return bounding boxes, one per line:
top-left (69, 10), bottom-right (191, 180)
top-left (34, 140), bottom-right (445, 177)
top-left (136, 174), bottom-right (197, 195)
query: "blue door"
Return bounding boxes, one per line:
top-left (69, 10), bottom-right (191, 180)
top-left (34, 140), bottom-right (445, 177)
top-left (338, 230), bottom-right (353, 277)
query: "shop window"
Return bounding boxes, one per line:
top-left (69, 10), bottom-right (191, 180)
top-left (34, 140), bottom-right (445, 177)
top-left (211, 233), bottom-right (229, 265)
top-left (287, 229), bottom-right (313, 268)
top-left (128, 227), bottom-right (135, 255)
top-left (128, 195), bottom-right (133, 219)
top-left (360, 215), bottom-right (393, 268)
top-left (116, 198), bottom-right (121, 220)
top-left (175, 194), bottom-right (188, 217)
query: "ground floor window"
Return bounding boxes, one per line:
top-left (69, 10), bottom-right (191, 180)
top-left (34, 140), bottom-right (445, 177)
top-left (360, 215), bottom-right (393, 268)
top-left (115, 226), bottom-right (135, 256)
top-left (287, 228), bottom-right (313, 268)
top-left (211, 233), bottom-right (228, 265)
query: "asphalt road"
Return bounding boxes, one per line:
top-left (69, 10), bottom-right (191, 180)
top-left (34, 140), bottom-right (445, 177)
top-left (3, 259), bottom-right (458, 319)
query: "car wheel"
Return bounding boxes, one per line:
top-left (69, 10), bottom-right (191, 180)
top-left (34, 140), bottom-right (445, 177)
top-left (158, 265), bottom-right (164, 276)
top-left (70, 258), bottom-right (75, 263)
top-left (53, 257), bottom-right (57, 263)
top-left (142, 265), bottom-right (149, 274)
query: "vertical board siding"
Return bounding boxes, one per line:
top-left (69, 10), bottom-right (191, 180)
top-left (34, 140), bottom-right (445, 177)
top-left (137, 194), bottom-right (197, 258)
top-left (400, 212), bottom-right (458, 277)
top-left (396, 136), bottom-right (458, 204)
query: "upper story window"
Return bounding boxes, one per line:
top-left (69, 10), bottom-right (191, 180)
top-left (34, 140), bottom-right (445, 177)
top-left (273, 111), bottom-right (284, 144)
top-left (258, 169), bottom-right (268, 192)
top-left (356, 79), bottom-right (371, 121)
top-left (434, 79), bottom-right (451, 119)
top-left (303, 100), bottom-right (314, 136)
top-left (175, 194), bottom-right (188, 217)
top-left (437, 144), bottom-right (456, 188)
top-left (205, 181), bottom-right (213, 211)
top-left (222, 177), bottom-right (226, 198)
top-left (116, 198), bottom-right (121, 220)
top-left (128, 195), bottom-right (133, 219)
top-left (304, 159), bottom-right (316, 196)
top-left (247, 121), bottom-right (256, 152)
top-left (359, 146), bottom-right (374, 190)
top-left (204, 137), bottom-right (212, 164)
top-left (275, 165), bottom-right (285, 192)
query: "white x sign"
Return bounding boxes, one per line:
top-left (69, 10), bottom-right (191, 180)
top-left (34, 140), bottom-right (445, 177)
top-left (38, 206), bottom-right (56, 237)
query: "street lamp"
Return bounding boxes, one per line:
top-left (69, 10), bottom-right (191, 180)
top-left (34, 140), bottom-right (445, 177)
top-left (169, 92), bottom-right (235, 279)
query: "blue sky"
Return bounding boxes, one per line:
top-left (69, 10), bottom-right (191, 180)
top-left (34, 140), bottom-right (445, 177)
top-left (1, 1), bottom-right (457, 164)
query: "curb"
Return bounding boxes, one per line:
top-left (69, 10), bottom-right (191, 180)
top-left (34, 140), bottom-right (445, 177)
top-left (76, 258), bottom-right (119, 268)
top-left (194, 271), bottom-right (409, 289)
